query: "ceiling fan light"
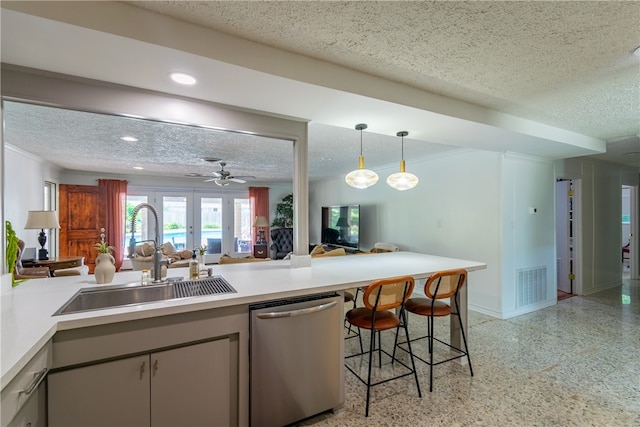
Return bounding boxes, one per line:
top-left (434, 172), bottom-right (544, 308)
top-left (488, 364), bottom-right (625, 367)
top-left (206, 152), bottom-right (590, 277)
top-left (214, 180), bottom-right (230, 187)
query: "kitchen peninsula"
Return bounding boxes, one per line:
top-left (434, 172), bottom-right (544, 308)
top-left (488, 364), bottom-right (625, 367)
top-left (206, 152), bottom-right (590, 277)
top-left (1, 252), bottom-right (486, 426)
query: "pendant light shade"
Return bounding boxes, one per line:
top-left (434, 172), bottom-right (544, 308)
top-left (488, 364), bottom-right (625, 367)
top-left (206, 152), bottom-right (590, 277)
top-left (345, 123), bottom-right (379, 189)
top-left (387, 131), bottom-right (419, 191)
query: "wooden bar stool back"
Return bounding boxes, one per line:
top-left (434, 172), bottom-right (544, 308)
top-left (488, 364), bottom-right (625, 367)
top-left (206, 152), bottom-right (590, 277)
top-left (402, 268), bottom-right (473, 392)
top-left (345, 276), bottom-right (421, 417)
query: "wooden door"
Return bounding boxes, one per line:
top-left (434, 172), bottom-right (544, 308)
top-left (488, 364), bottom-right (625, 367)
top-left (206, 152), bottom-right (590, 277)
top-left (59, 184), bottom-right (106, 274)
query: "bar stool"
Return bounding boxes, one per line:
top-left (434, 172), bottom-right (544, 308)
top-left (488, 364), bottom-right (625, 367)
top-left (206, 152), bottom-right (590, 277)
top-left (344, 289), bottom-right (364, 352)
top-left (345, 276), bottom-right (421, 417)
top-left (398, 269), bottom-right (473, 392)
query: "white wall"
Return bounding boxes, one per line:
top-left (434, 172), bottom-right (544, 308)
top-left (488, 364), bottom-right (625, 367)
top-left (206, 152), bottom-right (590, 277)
top-left (4, 144), bottom-right (61, 247)
top-left (501, 154), bottom-right (556, 317)
top-left (310, 149), bottom-right (504, 316)
top-left (556, 157), bottom-right (639, 293)
top-left (310, 149), bottom-right (558, 319)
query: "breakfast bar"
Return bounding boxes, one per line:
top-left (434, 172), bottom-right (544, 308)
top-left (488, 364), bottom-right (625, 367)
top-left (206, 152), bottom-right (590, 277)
top-left (1, 252), bottom-right (486, 426)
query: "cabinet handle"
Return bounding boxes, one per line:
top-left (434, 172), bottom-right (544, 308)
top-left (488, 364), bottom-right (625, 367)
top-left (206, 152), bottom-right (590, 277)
top-left (153, 359), bottom-right (159, 376)
top-left (257, 301), bottom-right (337, 319)
top-left (19, 368), bottom-right (47, 395)
top-left (139, 361), bottom-right (145, 380)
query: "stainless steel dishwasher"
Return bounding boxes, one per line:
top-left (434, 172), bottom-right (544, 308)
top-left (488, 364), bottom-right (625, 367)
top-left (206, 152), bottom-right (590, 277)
top-left (250, 293), bottom-right (344, 427)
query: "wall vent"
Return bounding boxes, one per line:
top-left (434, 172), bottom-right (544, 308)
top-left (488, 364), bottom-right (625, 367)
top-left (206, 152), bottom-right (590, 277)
top-left (517, 266), bottom-right (547, 308)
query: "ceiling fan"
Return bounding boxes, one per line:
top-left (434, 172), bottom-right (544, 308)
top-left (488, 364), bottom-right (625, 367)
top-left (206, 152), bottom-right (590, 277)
top-left (204, 161), bottom-right (255, 187)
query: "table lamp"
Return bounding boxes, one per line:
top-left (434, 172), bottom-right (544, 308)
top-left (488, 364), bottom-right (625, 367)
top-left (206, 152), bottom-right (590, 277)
top-left (336, 217), bottom-right (349, 241)
top-left (253, 216), bottom-right (269, 245)
top-left (24, 210), bottom-right (61, 260)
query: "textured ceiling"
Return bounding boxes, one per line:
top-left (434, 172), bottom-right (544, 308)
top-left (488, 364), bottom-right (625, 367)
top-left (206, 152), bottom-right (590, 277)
top-left (129, 0), bottom-right (640, 140)
top-left (3, 101), bottom-right (456, 183)
top-left (2, 1), bottom-right (639, 182)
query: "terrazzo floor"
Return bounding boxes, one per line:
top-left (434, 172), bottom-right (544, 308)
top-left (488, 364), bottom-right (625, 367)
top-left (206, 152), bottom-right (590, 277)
top-left (297, 276), bottom-right (640, 426)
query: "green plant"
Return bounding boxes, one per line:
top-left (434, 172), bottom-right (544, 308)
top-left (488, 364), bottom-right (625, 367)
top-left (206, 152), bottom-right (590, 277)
top-left (6, 220), bottom-right (22, 287)
top-left (197, 245), bottom-right (207, 256)
top-left (94, 241), bottom-right (115, 254)
top-left (271, 194), bottom-right (294, 228)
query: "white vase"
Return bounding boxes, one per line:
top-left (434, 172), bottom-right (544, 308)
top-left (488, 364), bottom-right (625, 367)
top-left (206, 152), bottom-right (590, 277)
top-left (94, 253), bottom-right (116, 284)
top-left (198, 253), bottom-right (206, 267)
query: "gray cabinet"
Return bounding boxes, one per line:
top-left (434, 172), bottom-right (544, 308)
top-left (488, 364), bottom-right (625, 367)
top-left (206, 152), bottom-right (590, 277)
top-left (49, 338), bottom-right (231, 427)
top-left (1, 341), bottom-right (51, 427)
top-left (5, 381), bottom-right (46, 427)
top-left (152, 339), bottom-right (230, 427)
top-left (49, 355), bottom-right (149, 426)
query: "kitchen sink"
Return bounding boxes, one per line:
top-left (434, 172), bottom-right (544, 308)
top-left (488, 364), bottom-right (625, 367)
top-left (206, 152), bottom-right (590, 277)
top-left (54, 277), bottom-right (236, 315)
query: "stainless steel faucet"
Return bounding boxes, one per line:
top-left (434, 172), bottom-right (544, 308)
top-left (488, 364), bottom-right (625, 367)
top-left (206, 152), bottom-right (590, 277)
top-left (128, 202), bottom-right (163, 282)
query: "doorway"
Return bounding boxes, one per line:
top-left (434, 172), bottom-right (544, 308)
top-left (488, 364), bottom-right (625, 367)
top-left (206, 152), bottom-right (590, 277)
top-left (556, 179), bottom-right (582, 298)
top-left (127, 189), bottom-right (252, 264)
top-left (621, 185), bottom-right (638, 280)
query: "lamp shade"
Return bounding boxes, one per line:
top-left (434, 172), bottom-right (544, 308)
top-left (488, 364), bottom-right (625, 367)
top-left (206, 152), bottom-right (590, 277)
top-left (335, 217), bottom-right (350, 228)
top-left (24, 210), bottom-right (61, 229)
top-left (253, 216), bottom-right (269, 227)
top-left (345, 158), bottom-right (379, 189)
top-left (346, 123), bottom-right (378, 189)
top-left (387, 169), bottom-right (419, 191)
top-left (387, 131), bottom-right (419, 191)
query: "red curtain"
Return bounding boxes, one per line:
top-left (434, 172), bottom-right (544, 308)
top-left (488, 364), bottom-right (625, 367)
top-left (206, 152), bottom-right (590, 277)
top-left (98, 179), bottom-right (127, 271)
top-left (249, 187), bottom-right (270, 244)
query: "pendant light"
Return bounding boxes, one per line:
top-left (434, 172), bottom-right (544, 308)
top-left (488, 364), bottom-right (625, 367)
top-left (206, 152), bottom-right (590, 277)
top-left (387, 131), bottom-right (419, 191)
top-left (345, 123), bottom-right (379, 189)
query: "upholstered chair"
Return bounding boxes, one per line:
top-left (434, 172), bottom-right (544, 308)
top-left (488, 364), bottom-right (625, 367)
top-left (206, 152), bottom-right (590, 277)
top-left (269, 228), bottom-right (294, 259)
top-left (14, 239), bottom-right (50, 279)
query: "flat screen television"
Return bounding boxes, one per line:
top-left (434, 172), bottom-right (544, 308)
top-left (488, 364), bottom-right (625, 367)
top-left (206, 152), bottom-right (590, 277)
top-left (321, 204), bottom-right (360, 250)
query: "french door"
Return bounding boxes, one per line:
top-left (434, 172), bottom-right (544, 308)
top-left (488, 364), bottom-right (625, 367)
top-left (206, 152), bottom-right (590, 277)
top-left (126, 190), bottom-right (251, 264)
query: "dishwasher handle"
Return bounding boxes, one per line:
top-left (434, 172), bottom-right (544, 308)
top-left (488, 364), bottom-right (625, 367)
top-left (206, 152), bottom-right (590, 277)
top-left (256, 301), bottom-right (337, 319)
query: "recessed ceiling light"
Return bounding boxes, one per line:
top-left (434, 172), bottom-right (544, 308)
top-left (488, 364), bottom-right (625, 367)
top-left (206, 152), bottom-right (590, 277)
top-left (121, 136), bottom-right (138, 142)
top-left (133, 166), bottom-right (144, 170)
top-left (169, 72), bottom-right (196, 85)
top-left (200, 157), bottom-right (222, 163)
top-left (634, 46), bottom-right (640, 57)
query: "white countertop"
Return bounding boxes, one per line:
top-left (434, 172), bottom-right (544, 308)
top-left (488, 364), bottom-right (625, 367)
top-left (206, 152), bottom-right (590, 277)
top-left (1, 252), bottom-right (485, 389)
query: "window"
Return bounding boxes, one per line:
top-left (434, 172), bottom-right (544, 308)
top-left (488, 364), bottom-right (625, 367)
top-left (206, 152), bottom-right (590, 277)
top-left (233, 198), bottom-right (251, 254)
top-left (124, 189), bottom-right (250, 264)
top-left (44, 181), bottom-right (58, 257)
top-left (163, 196), bottom-right (188, 250)
top-left (200, 197), bottom-right (223, 254)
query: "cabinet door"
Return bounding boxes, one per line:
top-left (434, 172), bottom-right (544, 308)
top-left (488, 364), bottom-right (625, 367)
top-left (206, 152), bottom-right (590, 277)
top-left (48, 355), bottom-right (150, 427)
top-left (151, 339), bottom-right (231, 427)
top-left (6, 381), bottom-right (46, 427)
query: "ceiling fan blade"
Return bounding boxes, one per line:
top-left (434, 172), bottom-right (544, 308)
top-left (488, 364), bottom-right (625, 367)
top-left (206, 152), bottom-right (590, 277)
top-left (204, 177), bottom-right (217, 182)
top-left (229, 178), bottom-right (246, 184)
top-left (229, 175), bottom-right (256, 180)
